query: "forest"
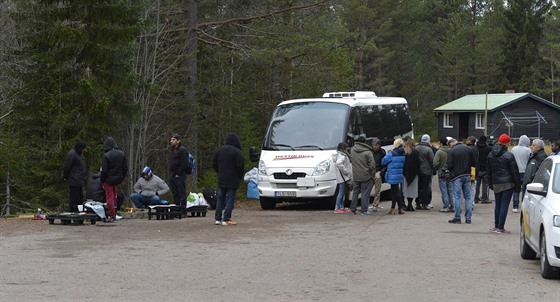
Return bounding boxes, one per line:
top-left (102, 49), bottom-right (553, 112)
top-left (0, 0), bottom-right (559, 214)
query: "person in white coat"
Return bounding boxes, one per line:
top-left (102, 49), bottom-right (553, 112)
top-left (332, 142), bottom-right (352, 213)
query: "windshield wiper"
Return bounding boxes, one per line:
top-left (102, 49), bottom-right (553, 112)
top-left (295, 145), bottom-right (323, 150)
top-left (272, 143), bottom-right (295, 150)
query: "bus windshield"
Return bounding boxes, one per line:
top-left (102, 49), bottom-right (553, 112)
top-left (263, 102), bottom-right (349, 151)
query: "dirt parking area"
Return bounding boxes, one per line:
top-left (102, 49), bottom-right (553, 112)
top-left (1, 195), bottom-right (559, 301)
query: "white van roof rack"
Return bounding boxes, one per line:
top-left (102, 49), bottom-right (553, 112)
top-left (322, 91), bottom-right (377, 98)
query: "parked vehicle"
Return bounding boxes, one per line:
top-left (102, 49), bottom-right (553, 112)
top-left (520, 156), bottom-right (560, 279)
top-left (249, 91), bottom-right (413, 210)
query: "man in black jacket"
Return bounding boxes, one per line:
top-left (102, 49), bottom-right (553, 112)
top-left (213, 133), bottom-right (245, 226)
top-left (169, 133), bottom-right (189, 216)
top-left (63, 140), bottom-right (87, 212)
top-left (475, 136), bottom-right (492, 204)
top-left (486, 134), bottom-right (520, 234)
top-left (447, 138), bottom-right (476, 224)
top-left (523, 139), bottom-right (547, 188)
top-left (101, 137), bottom-right (128, 222)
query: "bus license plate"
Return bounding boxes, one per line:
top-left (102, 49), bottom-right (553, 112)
top-left (275, 191), bottom-right (296, 197)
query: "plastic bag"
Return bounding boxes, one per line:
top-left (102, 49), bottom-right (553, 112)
top-left (244, 167), bottom-right (258, 184)
top-left (247, 182), bottom-right (259, 200)
top-left (187, 192), bottom-right (199, 208)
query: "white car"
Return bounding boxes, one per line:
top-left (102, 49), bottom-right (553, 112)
top-left (520, 156), bottom-right (560, 279)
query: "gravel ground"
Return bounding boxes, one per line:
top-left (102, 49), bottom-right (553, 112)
top-left (1, 186), bottom-right (559, 301)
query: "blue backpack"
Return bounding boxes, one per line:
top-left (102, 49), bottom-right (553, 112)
top-left (186, 152), bottom-right (195, 175)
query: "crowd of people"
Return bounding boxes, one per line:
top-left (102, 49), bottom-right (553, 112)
top-left (62, 132), bottom-right (245, 225)
top-left (334, 133), bottom-right (559, 234)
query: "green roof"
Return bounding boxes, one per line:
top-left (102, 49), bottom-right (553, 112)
top-left (433, 93), bottom-right (538, 112)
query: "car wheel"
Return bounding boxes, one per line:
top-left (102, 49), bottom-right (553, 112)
top-left (520, 220), bottom-right (536, 259)
top-left (260, 197), bottom-right (276, 210)
top-left (540, 231), bottom-right (560, 279)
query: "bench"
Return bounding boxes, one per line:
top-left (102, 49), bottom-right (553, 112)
top-left (186, 205), bottom-right (208, 217)
top-left (148, 205), bottom-right (182, 220)
top-left (47, 213), bottom-right (99, 225)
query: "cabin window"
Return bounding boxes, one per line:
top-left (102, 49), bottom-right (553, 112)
top-left (443, 113), bottom-right (453, 128)
top-left (475, 113), bottom-right (485, 129)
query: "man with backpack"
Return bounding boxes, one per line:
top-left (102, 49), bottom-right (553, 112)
top-left (169, 133), bottom-right (190, 217)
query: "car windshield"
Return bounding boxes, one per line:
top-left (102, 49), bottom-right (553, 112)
top-left (263, 102), bottom-right (349, 151)
top-left (553, 163), bottom-right (560, 194)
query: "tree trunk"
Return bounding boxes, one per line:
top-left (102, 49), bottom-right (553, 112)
top-left (185, 0), bottom-right (198, 190)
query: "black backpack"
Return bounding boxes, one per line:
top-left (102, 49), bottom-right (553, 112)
top-left (202, 188), bottom-right (217, 209)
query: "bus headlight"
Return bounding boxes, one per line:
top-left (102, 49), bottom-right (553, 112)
top-left (553, 215), bottom-right (560, 228)
top-left (313, 159), bottom-right (331, 176)
top-left (258, 160), bottom-right (267, 175)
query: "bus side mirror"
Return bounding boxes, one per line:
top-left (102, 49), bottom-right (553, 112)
top-left (249, 147), bottom-right (260, 162)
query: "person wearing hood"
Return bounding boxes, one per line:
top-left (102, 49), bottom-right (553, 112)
top-left (474, 135), bottom-right (492, 204)
top-left (130, 166), bottom-right (170, 208)
top-left (213, 133), bottom-right (245, 226)
top-left (382, 138), bottom-right (406, 214)
top-left (416, 134), bottom-right (435, 210)
top-left (101, 136), bottom-right (128, 222)
top-left (511, 135), bottom-right (531, 212)
top-left (349, 136), bottom-right (376, 215)
top-left (434, 137), bottom-right (452, 212)
top-left (486, 134), bottom-right (520, 234)
top-left (63, 140), bottom-right (87, 212)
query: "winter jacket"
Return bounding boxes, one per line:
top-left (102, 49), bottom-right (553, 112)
top-left (133, 174), bottom-right (170, 197)
top-left (333, 151), bottom-right (352, 184)
top-left (416, 142), bottom-right (434, 176)
top-left (475, 141), bottom-right (492, 174)
top-left (433, 146), bottom-right (449, 172)
top-left (86, 172), bottom-right (105, 202)
top-left (371, 147), bottom-right (386, 171)
top-left (213, 133), bottom-right (245, 189)
top-left (63, 142), bottom-right (87, 187)
top-left (350, 142), bottom-right (375, 182)
top-left (487, 144), bottom-right (520, 191)
top-left (447, 143), bottom-right (475, 181)
top-left (511, 135), bottom-right (531, 173)
top-left (169, 143), bottom-right (189, 176)
top-left (101, 137), bottom-right (128, 186)
top-left (523, 148), bottom-right (547, 186)
top-left (382, 146), bottom-right (405, 185)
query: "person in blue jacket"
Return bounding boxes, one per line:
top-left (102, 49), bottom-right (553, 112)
top-left (382, 138), bottom-right (406, 214)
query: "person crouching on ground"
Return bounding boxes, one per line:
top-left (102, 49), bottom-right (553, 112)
top-left (130, 166), bottom-right (170, 208)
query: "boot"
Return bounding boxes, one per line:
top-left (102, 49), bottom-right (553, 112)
top-left (407, 203), bottom-right (415, 212)
top-left (398, 208), bottom-right (405, 214)
top-left (388, 208), bottom-right (396, 215)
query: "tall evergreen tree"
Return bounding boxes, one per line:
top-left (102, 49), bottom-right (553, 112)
top-left (501, 0), bottom-right (552, 92)
top-left (6, 0), bottom-right (140, 210)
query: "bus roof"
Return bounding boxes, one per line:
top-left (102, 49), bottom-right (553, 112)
top-left (278, 96), bottom-right (408, 107)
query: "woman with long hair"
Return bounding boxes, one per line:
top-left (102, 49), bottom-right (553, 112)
top-left (402, 138), bottom-right (422, 211)
top-left (332, 142), bottom-right (352, 213)
top-left (382, 138), bottom-right (406, 214)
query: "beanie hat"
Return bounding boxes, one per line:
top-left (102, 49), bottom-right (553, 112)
top-left (142, 166), bottom-right (153, 179)
top-left (356, 136), bottom-right (366, 143)
top-left (498, 134), bottom-right (511, 145)
top-left (421, 134), bottom-right (430, 143)
top-left (171, 133), bottom-right (181, 140)
top-left (478, 135), bottom-right (487, 143)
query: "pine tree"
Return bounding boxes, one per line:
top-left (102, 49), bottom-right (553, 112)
top-left (7, 0), bottom-right (140, 210)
